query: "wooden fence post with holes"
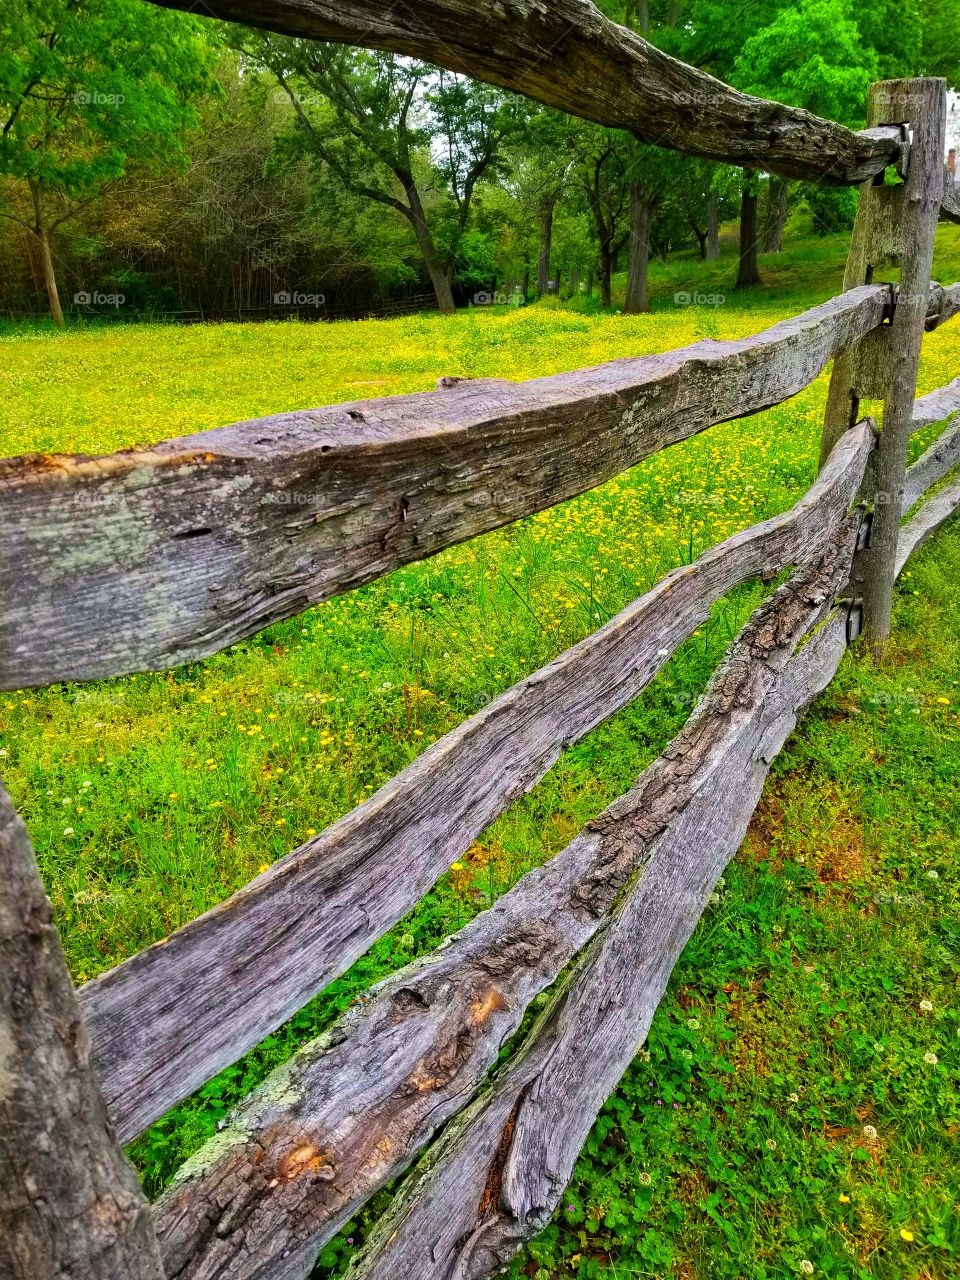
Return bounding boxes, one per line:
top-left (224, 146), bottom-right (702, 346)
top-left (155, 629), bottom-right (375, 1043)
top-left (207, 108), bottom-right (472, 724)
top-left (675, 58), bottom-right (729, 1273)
top-left (819, 78), bottom-right (946, 654)
top-left (0, 781), bottom-right (164, 1280)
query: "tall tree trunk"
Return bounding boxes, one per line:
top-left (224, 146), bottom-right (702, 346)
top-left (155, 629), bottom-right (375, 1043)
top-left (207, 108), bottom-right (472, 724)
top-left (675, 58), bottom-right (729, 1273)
top-left (763, 177), bottom-right (789, 253)
top-left (691, 223), bottom-right (707, 259)
top-left (0, 781), bottom-right (164, 1279)
top-left (30, 183), bottom-right (64, 328)
top-left (598, 243), bottom-right (613, 307)
top-left (706, 192), bottom-right (720, 259)
top-left (405, 182), bottom-right (456, 316)
top-left (735, 183), bottom-right (762, 289)
top-left (624, 185), bottom-right (655, 314)
top-left (537, 194), bottom-right (556, 296)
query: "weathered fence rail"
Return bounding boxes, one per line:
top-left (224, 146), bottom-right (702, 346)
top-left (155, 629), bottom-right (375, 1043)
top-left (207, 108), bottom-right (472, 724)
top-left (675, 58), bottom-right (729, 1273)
top-left (81, 419), bottom-right (876, 1142)
top-left (0, 285), bottom-right (889, 689)
top-left (2, 4), bottom-right (960, 1276)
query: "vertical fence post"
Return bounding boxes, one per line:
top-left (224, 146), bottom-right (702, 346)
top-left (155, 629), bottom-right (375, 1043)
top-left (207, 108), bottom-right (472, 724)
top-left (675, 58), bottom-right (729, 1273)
top-left (820, 78), bottom-right (946, 656)
top-left (0, 782), bottom-right (164, 1279)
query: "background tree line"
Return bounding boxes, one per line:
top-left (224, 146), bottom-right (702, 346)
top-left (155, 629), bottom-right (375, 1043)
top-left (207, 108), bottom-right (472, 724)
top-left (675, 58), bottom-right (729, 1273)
top-left (2, 0), bottom-right (958, 324)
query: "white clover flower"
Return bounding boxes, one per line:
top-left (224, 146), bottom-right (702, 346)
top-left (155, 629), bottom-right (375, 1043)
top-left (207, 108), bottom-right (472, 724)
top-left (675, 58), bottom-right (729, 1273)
top-left (63, 827), bottom-right (74, 837)
top-left (639, 1172), bottom-right (652, 1186)
top-left (765, 1139), bottom-right (777, 1150)
top-left (686, 1017), bottom-right (700, 1030)
top-left (919, 999), bottom-right (933, 1012)
top-left (926, 870), bottom-right (939, 880)
top-left (788, 1092), bottom-right (800, 1103)
top-left (862, 1124), bottom-right (878, 1140)
top-left (924, 1052), bottom-right (938, 1065)
top-left (800, 1261), bottom-right (814, 1275)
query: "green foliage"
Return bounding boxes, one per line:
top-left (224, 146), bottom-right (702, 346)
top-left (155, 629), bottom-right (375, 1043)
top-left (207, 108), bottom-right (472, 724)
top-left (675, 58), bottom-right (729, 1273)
top-left (0, 0), bottom-right (215, 196)
top-left (734, 0), bottom-right (876, 126)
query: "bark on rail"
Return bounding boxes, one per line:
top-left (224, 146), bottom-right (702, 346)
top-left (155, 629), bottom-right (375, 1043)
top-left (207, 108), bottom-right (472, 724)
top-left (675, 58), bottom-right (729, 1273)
top-left (345, 545), bottom-right (857, 1280)
top-left (0, 783), bottom-right (164, 1280)
top-left (81, 422), bottom-right (875, 1145)
top-left (150, 430), bottom-right (872, 1280)
top-left (339, 471), bottom-right (960, 1280)
top-left (144, 0), bottom-right (902, 185)
top-left (0, 287), bottom-right (887, 692)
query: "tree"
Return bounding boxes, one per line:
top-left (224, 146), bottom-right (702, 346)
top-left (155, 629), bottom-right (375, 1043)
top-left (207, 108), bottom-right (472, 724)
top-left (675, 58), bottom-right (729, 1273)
top-left (0, 0), bottom-right (215, 325)
top-left (575, 128), bottom-right (630, 308)
top-left (244, 37), bottom-right (522, 314)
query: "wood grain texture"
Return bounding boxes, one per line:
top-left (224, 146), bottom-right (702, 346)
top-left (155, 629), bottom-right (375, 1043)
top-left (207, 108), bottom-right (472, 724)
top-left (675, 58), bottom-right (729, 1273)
top-left (344, 545), bottom-right (857, 1280)
top-left (0, 287), bottom-right (886, 693)
top-left (912, 377), bottom-right (960, 431)
top-left (148, 428), bottom-right (873, 1280)
top-left (903, 420), bottom-right (960, 510)
top-left (143, 0), bottom-right (902, 184)
top-left (940, 167), bottom-right (960, 222)
top-left (337, 456), bottom-right (955, 1280)
top-left (857, 81), bottom-right (945, 652)
top-left (923, 281), bottom-right (960, 330)
top-left (0, 781), bottom-right (164, 1280)
top-left (896, 475), bottom-right (960, 573)
top-left (78, 421), bottom-right (875, 1146)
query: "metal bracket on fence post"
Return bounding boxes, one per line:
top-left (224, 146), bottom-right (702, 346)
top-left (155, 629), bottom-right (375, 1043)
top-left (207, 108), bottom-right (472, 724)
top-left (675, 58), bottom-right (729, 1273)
top-left (845, 597), bottom-right (865, 643)
top-left (818, 78), bottom-right (946, 656)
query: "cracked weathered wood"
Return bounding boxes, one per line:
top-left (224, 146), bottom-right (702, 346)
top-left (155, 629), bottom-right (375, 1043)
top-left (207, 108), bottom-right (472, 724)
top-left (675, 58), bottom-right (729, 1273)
top-left (0, 287), bottom-right (887, 692)
top-left (923, 281), bottom-right (960, 330)
top-left (896, 474), bottom-right (960, 573)
top-left (79, 420), bottom-right (875, 1145)
top-left (940, 166), bottom-right (960, 222)
top-left (144, 0), bottom-right (902, 184)
top-left (0, 781), bottom-right (164, 1280)
top-left (148, 427), bottom-right (873, 1280)
top-left (903, 419), bottom-right (960, 510)
top-left (912, 377), bottom-right (960, 432)
top-left (343, 539), bottom-right (858, 1280)
top-left (818, 80), bottom-right (945, 654)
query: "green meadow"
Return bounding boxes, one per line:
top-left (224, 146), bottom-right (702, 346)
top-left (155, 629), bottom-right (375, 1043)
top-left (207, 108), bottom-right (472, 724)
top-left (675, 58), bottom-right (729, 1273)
top-left (1, 227), bottom-right (959, 1279)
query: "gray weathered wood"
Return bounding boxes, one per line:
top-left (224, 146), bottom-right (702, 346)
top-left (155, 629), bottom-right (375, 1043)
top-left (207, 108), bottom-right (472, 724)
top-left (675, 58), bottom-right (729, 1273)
top-left (912, 377), bottom-right (960, 432)
top-left (336, 453), bottom-right (957, 1280)
top-left (896, 474), bottom-right (960, 574)
top-left (940, 166), bottom-right (960, 222)
top-left (79, 420), bottom-right (875, 1145)
top-left (858, 81), bottom-right (946, 653)
top-left (144, 0), bottom-right (902, 185)
top-left (923, 281), bottom-right (960, 330)
top-left (149, 429), bottom-right (872, 1280)
top-left (0, 780), bottom-right (164, 1280)
top-left (819, 80), bottom-right (945, 654)
top-left (0, 286), bottom-right (887, 692)
top-left (903, 419), bottom-right (960, 510)
top-left (344, 552), bottom-right (856, 1280)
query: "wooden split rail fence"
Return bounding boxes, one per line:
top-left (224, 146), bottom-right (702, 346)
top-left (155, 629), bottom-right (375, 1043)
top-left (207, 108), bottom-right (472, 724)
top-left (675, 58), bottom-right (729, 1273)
top-left (3, 4), bottom-right (960, 1277)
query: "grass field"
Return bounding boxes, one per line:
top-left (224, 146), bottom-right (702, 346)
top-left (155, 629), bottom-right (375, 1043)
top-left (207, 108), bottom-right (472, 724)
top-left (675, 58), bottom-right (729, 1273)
top-left (2, 224), bottom-right (959, 1279)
